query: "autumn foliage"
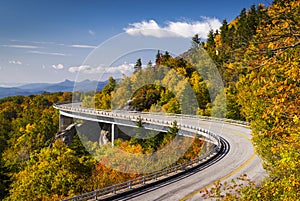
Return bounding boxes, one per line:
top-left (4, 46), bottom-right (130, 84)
top-left (0, 92), bottom-right (206, 200)
top-left (0, 1), bottom-right (299, 200)
top-left (201, 0), bottom-right (300, 200)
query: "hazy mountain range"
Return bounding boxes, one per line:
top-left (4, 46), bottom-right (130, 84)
top-left (0, 79), bottom-right (108, 98)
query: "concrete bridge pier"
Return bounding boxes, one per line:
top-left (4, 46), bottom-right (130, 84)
top-left (59, 114), bottom-right (73, 131)
top-left (111, 123), bottom-right (115, 147)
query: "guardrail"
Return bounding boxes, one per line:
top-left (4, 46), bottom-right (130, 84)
top-left (55, 103), bottom-right (221, 146)
top-left (62, 145), bottom-right (220, 201)
top-left (53, 103), bottom-right (249, 127)
top-left (54, 103), bottom-right (249, 147)
top-left (53, 103), bottom-right (248, 201)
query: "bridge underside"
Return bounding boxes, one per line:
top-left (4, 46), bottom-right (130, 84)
top-left (57, 109), bottom-right (220, 148)
top-left (59, 114), bottom-right (167, 146)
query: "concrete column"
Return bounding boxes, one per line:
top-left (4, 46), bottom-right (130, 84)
top-left (59, 115), bottom-right (63, 131)
top-left (59, 114), bottom-right (73, 131)
top-left (111, 123), bottom-right (115, 147)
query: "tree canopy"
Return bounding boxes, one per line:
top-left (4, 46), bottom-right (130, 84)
top-left (0, 1), bottom-right (299, 200)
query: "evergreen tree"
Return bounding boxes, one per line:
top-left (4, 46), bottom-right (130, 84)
top-left (220, 19), bottom-right (229, 44)
top-left (155, 50), bottom-right (161, 66)
top-left (164, 51), bottom-right (170, 59)
top-left (160, 51), bottom-right (171, 64)
top-left (134, 58), bottom-right (142, 73)
top-left (205, 29), bottom-right (216, 58)
top-left (102, 77), bottom-right (116, 94)
top-left (192, 34), bottom-right (200, 48)
top-left (235, 0), bottom-right (300, 199)
top-left (206, 30), bottom-right (215, 48)
top-left (168, 120), bottom-right (179, 136)
top-left (146, 60), bottom-right (153, 68)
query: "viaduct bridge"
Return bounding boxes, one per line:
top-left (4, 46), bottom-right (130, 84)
top-left (54, 103), bottom-right (266, 201)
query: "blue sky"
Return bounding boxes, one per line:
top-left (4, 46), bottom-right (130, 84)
top-left (0, 0), bottom-right (265, 84)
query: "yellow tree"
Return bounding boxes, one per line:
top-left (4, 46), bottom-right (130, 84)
top-left (236, 0), bottom-right (300, 199)
top-left (7, 140), bottom-right (95, 201)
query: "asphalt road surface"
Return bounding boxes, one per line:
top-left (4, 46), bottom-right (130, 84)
top-left (55, 104), bottom-right (267, 201)
top-left (114, 121), bottom-right (267, 201)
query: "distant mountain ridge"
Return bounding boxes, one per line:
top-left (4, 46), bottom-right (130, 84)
top-left (0, 79), bottom-right (107, 98)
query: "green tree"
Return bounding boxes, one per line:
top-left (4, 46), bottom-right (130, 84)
top-left (81, 95), bottom-right (95, 108)
top-left (102, 77), bottom-right (116, 94)
top-left (134, 58), bottom-right (142, 73)
top-left (220, 19), bottom-right (229, 44)
top-left (155, 50), bottom-right (161, 66)
top-left (211, 89), bottom-right (226, 118)
top-left (160, 51), bottom-right (171, 64)
top-left (130, 85), bottom-right (163, 111)
top-left (7, 140), bottom-right (95, 201)
top-left (225, 86), bottom-right (243, 120)
top-left (195, 1), bottom-right (299, 199)
top-left (146, 60), bottom-right (153, 68)
top-left (162, 97), bottom-right (181, 114)
top-left (234, 0), bottom-right (300, 200)
top-left (192, 34), bottom-right (200, 48)
top-left (168, 120), bottom-right (179, 136)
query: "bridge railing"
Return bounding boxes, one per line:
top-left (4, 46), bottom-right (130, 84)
top-left (62, 144), bottom-right (220, 201)
top-left (53, 103), bottom-right (248, 201)
top-left (54, 103), bottom-right (249, 147)
top-left (54, 103), bottom-right (222, 146)
top-left (53, 103), bottom-right (249, 127)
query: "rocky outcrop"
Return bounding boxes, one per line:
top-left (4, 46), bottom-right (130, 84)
top-left (99, 130), bottom-right (109, 145)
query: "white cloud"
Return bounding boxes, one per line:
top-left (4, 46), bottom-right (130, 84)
top-left (124, 17), bottom-right (222, 39)
top-left (88, 30), bottom-right (96, 36)
top-left (70, 44), bottom-right (97, 49)
top-left (68, 65), bottom-right (92, 73)
top-left (9, 60), bottom-right (22, 65)
top-left (106, 63), bottom-right (134, 74)
top-left (2, 45), bottom-right (39, 49)
top-left (52, 64), bottom-right (64, 70)
top-left (29, 50), bottom-right (68, 56)
top-left (68, 63), bottom-right (134, 75)
top-left (124, 20), bottom-right (178, 38)
top-left (10, 39), bottom-right (55, 45)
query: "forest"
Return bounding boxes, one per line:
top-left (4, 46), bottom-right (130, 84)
top-left (0, 91), bottom-right (205, 200)
top-left (0, 0), bottom-right (299, 200)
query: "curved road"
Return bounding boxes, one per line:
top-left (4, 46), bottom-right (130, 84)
top-left (115, 121), bottom-right (266, 201)
top-left (55, 104), bottom-right (267, 200)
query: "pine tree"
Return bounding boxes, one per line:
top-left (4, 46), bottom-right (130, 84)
top-left (146, 60), bottom-right (153, 68)
top-left (134, 58), bottom-right (142, 73)
top-left (155, 50), bottom-right (161, 66)
top-left (192, 34), bottom-right (200, 48)
top-left (220, 19), bottom-right (229, 44)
